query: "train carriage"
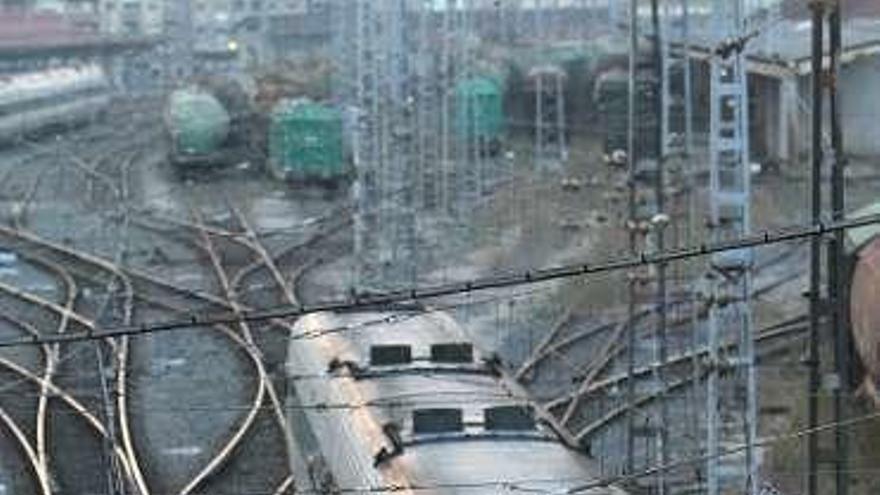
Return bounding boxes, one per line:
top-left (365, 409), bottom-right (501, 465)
top-left (287, 310), bottom-right (627, 494)
top-left (268, 99), bottom-right (348, 185)
top-left (0, 65), bottom-right (111, 143)
top-left (454, 75), bottom-right (505, 157)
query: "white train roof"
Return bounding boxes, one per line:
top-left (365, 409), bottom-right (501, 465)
top-left (0, 64), bottom-right (108, 108)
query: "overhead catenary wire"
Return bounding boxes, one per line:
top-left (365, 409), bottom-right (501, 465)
top-left (0, 307), bottom-right (811, 392)
top-left (0, 214), bottom-right (876, 349)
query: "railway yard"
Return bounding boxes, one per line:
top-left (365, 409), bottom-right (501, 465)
top-left (1, 1), bottom-right (880, 495)
top-left (0, 93), bottom-right (873, 494)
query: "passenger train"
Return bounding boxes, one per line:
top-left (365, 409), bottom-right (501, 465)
top-left (0, 65), bottom-right (111, 142)
top-left (287, 310), bottom-right (626, 494)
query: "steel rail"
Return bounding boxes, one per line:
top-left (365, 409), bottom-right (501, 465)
top-left (0, 253), bottom-right (148, 495)
top-left (7, 252), bottom-right (77, 479)
top-left (178, 209), bottom-right (274, 495)
top-left (514, 308), bottom-right (573, 381)
top-left (0, 405), bottom-right (52, 495)
top-left (272, 474), bottom-right (295, 495)
top-left (0, 354), bottom-right (135, 486)
top-left (560, 321), bottom-right (629, 426)
top-left (532, 240), bottom-right (807, 418)
top-left (0, 230), bottom-right (265, 495)
top-left (565, 318), bottom-right (808, 442)
top-left (0, 314), bottom-right (54, 471)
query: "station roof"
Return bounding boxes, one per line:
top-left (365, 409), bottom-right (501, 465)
top-left (683, 16), bottom-right (880, 77)
top-left (0, 11), bottom-right (96, 47)
top-left (0, 11), bottom-right (157, 59)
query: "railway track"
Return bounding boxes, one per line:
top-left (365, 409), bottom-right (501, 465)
top-left (117, 202), bottom-right (351, 494)
top-left (501, 237), bottom-right (810, 489)
top-left (0, 236), bottom-right (150, 494)
top-left (0, 219), bottom-right (273, 494)
top-left (186, 208), bottom-right (291, 493)
top-left (0, 95), bottom-right (313, 495)
top-left (0, 310), bottom-right (54, 495)
top-left (72, 200), bottom-right (348, 493)
top-left (0, 110), bottom-right (163, 495)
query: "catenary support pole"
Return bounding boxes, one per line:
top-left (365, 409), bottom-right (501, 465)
top-left (650, 0), bottom-right (669, 493)
top-left (807, 2), bottom-right (826, 494)
top-left (626, 0), bottom-right (639, 476)
top-left (828, 1), bottom-right (848, 494)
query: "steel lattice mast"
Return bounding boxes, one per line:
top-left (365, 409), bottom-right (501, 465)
top-left (649, 1), bottom-right (669, 491)
top-left (454, 0), bottom-right (481, 219)
top-left (705, 0), bottom-right (757, 493)
top-left (352, 0), bottom-right (381, 291)
top-left (350, 0), bottom-right (439, 292)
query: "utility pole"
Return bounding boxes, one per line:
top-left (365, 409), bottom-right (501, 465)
top-left (806, 2), bottom-right (825, 494)
top-left (625, 0), bottom-right (639, 476)
top-left (650, 0), bottom-right (669, 492)
top-left (828, 1), bottom-right (849, 494)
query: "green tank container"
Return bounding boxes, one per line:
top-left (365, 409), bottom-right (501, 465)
top-left (268, 100), bottom-right (345, 182)
top-left (454, 76), bottom-right (505, 144)
top-left (165, 88), bottom-right (231, 162)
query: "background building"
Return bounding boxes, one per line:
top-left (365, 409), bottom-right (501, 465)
top-left (96, 0), bottom-right (164, 35)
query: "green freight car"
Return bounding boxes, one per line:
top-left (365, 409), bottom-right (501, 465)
top-left (268, 100), bottom-right (347, 184)
top-left (164, 87), bottom-right (231, 168)
top-left (454, 75), bottom-right (505, 156)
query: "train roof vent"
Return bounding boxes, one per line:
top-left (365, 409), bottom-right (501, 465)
top-left (370, 345), bottom-right (412, 366)
top-left (412, 408), bottom-right (463, 435)
top-left (484, 406), bottom-right (536, 432)
top-left (429, 343), bottom-right (474, 364)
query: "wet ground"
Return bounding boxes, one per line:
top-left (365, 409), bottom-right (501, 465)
top-left (0, 95), bottom-right (343, 494)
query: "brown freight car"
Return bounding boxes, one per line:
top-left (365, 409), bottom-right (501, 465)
top-left (850, 237), bottom-right (880, 405)
top-left (848, 203), bottom-right (880, 406)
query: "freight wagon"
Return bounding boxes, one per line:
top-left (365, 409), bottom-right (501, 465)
top-left (454, 75), bottom-right (505, 157)
top-left (163, 76), bottom-right (257, 173)
top-left (164, 87), bottom-right (232, 169)
top-left (848, 202), bottom-right (880, 405)
top-left (267, 99), bottom-right (348, 185)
